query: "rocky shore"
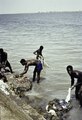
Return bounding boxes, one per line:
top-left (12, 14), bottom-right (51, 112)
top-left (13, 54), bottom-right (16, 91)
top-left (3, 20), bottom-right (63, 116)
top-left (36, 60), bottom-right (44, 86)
top-left (0, 72), bottom-right (46, 120)
top-left (0, 72), bottom-right (81, 120)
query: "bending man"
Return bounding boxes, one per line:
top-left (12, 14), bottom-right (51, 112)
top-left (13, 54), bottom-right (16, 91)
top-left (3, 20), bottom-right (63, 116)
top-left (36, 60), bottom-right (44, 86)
top-left (20, 59), bottom-right (43, 83)
top-left (66, 65), bottom-right (82, 100)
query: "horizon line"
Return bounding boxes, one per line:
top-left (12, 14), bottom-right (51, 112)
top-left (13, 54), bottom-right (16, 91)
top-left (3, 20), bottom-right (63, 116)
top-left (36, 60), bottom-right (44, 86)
top-left (0, 10), bottom-right (82, 15)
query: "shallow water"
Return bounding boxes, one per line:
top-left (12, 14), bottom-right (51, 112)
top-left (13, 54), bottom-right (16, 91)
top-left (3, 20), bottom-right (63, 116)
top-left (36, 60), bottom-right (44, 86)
top-left (0, 12), bottom-right (82, 101)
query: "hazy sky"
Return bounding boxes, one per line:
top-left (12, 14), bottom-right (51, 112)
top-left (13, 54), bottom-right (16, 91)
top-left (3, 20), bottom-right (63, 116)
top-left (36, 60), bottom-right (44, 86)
top-left (0, 0), bottom-right (82, 14)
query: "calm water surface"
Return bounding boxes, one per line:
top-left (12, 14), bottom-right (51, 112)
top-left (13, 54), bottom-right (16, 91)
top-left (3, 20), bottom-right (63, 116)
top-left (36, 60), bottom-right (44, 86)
top-left (0, 12), bottom-right (82, 100)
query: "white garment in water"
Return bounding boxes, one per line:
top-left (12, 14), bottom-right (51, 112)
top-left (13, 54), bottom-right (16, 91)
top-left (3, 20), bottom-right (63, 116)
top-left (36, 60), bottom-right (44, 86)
top-left (65, 87), bottom-right (71, 103)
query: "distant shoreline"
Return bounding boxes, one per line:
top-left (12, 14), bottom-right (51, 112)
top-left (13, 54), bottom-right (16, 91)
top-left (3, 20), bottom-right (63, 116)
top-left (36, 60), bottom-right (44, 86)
top-left (0, 11), bottom-right (82, 15)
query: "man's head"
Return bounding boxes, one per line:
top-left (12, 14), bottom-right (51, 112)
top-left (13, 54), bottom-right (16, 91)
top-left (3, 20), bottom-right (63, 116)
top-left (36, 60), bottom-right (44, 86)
top-left (66, 65), bottom-right (73, 75)
top-left (0, 48), bottom-right (3, 53)
top-left (40, 46), bottom-right (44, 50)
top-left (20, 59), bottom-right (26, 65)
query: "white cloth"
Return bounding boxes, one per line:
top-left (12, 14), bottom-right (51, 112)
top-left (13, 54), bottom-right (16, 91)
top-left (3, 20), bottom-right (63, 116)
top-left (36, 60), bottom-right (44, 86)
top-left (65, 87), bottom-right (71, 103)
top-left (0, 80), bottom-right (9, 95)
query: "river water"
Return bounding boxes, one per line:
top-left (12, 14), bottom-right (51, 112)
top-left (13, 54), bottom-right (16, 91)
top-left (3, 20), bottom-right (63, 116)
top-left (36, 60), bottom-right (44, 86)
top-left (0, 12), bottom-right (82, 101)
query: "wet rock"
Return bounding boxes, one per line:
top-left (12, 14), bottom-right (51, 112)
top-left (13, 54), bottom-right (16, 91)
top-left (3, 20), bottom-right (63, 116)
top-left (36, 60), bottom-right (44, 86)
top-left (5, 73), bottom-right (33, 97)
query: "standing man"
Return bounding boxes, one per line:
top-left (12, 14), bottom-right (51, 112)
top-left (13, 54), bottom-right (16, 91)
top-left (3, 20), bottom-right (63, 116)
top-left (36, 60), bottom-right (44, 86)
top-left (20, 59), bottom-right (43, 83)
top-left (33, 46), bottom-right (44, 60)
top-left (66, 65), bottom-right (82, 100)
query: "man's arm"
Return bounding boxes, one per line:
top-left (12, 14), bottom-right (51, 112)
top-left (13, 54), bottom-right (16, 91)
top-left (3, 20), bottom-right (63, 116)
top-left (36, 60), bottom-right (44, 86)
top-left (33, 50), bottom-right (38, 55)
top-left (39, 54), bottom-right (44, 60)
top-left (20, 65), bottom-right (29, 76)
top-left (71, 76), bottom-right (74, 86)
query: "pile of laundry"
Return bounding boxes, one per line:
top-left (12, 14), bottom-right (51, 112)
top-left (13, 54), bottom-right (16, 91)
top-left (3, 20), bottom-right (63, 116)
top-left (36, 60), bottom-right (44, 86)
top-left (45, 98), bottom-right (72, 120)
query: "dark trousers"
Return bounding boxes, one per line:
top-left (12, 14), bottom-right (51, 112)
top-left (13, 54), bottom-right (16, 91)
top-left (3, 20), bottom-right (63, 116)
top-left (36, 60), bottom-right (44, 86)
top-left (75, 84), bottom-right (81, 99)
top-left (79, 91), bottom-right (82, 107)
top-left (33, 66), bottom-right (41, 83)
